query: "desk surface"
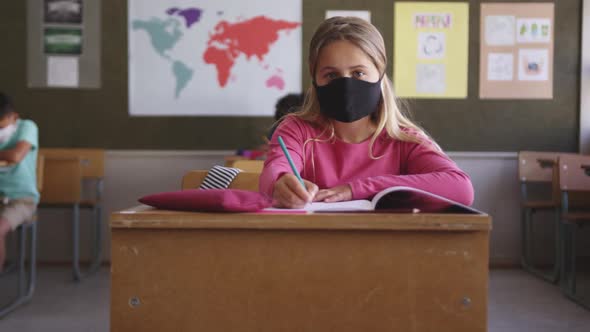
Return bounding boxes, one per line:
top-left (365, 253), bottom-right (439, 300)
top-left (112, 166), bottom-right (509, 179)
top-left (111, 205), bottom-right (491, 232)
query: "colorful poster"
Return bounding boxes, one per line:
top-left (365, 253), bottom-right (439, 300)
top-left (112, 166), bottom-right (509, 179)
top-left (44, 27), bottom-right (82, 54)
top-left (394, 2), bottom-right (469, 98)
top-left (128, 0), bottom-right (302, 116)
top-left (516, 18), bottom-right (551, 44)
top-left (325, 10), bottom-right (371, 22)
top-left (518, 49), bottom-right (549, 81)
top-left (44, 0), bottom-right (83, 24)
top-left (480, 3), bottom-right (554, 99)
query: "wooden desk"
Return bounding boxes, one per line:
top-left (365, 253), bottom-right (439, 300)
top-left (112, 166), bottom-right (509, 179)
top-left (111, 206), bottom-right (491, 332)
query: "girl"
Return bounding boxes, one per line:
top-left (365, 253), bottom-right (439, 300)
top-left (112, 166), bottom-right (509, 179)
top-left (260, 17), bottom-right (474, 209)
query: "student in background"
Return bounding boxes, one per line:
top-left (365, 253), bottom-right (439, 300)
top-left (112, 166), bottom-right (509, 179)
top-left (260, 17), bottom-right (474, 208)
top-left (267, 93), bottom-right (305, 140)
top-left (249, 92), bottom-right (304, 156)
top-left (0, 92), bottom-right (39, 270)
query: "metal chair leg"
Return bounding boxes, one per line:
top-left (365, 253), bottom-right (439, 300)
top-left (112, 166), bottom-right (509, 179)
top-left (72, 203), bottom-right (102, 282)
top-left (87, 204), bottom-right (102, 274)
top-left (560, 222), bottom-right (590, 310)
top-left (0, 222), bottom-right (37, 318)
top-left (521, 206), bottom-right (560, 283)
top-left (72, 203), bottom-right (81, 281)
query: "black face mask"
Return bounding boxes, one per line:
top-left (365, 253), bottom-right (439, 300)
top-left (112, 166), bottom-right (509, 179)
top-left (314, 77), bottom-right (382, 123)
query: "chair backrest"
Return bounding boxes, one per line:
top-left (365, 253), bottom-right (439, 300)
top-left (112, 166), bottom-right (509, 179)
top-left (518, 151), bottom-right (561, 183)
top-left (39, 148), bottom-right (105, 178)
top-left (558, 154), bottom-right (590, 209)
top-left (231, 160), bottom-right (265, 173)
top-left (36, 153), bottom-right (44, 192)
top-left (224, 156), bottom-right (248, 167)
top-left (182, 170), bottom-right (260, 191)
top-left (558, 154), bottom-right (590, 192)
top-left (39, 156), bottom-right (83, 204)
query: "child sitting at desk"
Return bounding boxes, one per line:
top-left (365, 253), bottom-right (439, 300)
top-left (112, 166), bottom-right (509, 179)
top-left (260, 17), bottom-right (474, 208)
top-left (0, 92), bottom-right (39, 270)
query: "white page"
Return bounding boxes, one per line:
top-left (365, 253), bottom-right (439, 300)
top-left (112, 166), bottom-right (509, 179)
top-left (326, 10), bottom-right (371, 22)
top-left (47, 56), bottom-right (79, 87)
top-left (264, 200), bottom-right (373, 212)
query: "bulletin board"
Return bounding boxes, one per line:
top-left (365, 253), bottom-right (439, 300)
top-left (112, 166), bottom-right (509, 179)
top-left (480, 3), bottom-right (554, 99)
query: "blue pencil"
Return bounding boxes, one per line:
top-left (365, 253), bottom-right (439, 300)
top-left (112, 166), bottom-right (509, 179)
top-left (277, 136), bottom-right (306, 189)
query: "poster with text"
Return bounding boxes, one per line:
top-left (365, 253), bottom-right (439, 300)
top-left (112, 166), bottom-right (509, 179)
top-left (325, 10), bottom-right (371, 22)
top-left (44, 27), bottom-right (82, 54)
top-left (128, 0), bottom-right (302, 116)
top-left (44, 0), bottom-right (83, 24)
top-left (394, 2), bottom-right (469, 98)
top-left (480, 3), bottom-right (554, 99)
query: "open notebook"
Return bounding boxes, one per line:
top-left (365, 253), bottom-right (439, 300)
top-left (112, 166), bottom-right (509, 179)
top-left (264, 186), bottom-right (483, 214)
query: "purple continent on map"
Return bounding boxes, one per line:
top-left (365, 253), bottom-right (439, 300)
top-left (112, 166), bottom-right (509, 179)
top-left (166, 7), bottom-right (203, 28)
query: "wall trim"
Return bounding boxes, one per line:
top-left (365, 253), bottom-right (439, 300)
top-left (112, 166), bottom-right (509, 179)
top-left (107, 150), bottom-right (235, 158)
top-left (106, 150), bottom-right (518, 160)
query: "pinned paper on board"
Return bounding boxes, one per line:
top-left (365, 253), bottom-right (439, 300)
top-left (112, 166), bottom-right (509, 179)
top-left (416, 64), bottom-right (446, 94)
top-left (325, 10), bottom-right (371, 22)
top-left (479, 3), bottom-right (554, 99)
top-left (394, 2), bottom-right (468, 98)
top-left (418, 32), bottom-right (446, 59)
top-left (516, 18), bottom-right (551, 44)
top-left (518, 49), bottom-right (549, 81)
top-left (485, 15), bottom-right (515, 46)
top-left (47, 56), bottom-right (79, 88)
top-left (487, 53), bottom-right (513, 81)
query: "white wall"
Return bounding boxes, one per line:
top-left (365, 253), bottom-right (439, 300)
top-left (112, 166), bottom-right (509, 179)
top-left (7, 150), bottom-right (565, 266)
top-left (582, 0), bottom-right (590, 154)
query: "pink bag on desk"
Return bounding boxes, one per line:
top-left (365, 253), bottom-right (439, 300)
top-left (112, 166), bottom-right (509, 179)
top-left (139, 189), bottom-right (272, 212)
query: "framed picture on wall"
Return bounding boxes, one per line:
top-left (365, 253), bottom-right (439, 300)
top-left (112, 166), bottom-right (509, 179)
top-left (44, 27), bottom-right (83, 54)
top-left (44, 0), bottom-right (83, 24)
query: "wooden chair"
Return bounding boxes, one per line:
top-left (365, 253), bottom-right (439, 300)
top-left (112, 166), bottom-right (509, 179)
top-left (518, 151), bottom-right (563, 282)
top-left (224, 155), bottom-right (249, 167)
top-left (231, 160), bottom-right (265, 173)
top-left (0, 154), bottom-right (44, 318)
top-left (182, 170), bottom-right (260, 191)
top-left (38, 148), bottom-right (104, 281)
top-left (558, 154), bottom-right (590, 309)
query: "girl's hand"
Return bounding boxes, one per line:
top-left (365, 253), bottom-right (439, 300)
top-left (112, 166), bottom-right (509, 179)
top-left (314, 184), bottom-right (352, 203)
top-left (273, 174), bottom-right (318, 208)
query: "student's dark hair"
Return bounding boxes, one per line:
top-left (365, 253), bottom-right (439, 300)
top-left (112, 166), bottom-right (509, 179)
top-left (0, 92), bottom-right (14, 118)
top-left (274, 93), bottom-right (304, 121)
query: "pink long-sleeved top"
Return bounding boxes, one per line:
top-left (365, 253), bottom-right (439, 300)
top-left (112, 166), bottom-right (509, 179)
top-left (260, 117), bottom-right (474, 205)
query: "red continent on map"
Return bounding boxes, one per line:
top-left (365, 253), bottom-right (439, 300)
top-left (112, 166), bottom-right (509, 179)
top-left (203, 16), bottom-right (300, 87)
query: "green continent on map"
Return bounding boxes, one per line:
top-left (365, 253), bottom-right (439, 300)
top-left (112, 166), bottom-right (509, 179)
top-left (203, 16), bottom-right (300, 87)
top-left (172, 61), bottom-right (194, 98)
top-left (132, 17), bottom-right (183, 59)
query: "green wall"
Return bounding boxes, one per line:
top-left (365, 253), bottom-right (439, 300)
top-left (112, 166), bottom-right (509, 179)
top-left (0, 0), bottom-right (581, 151)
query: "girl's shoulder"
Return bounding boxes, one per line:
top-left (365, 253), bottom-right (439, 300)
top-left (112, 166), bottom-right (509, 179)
top-left (275, 115), bottom-right (324, 138)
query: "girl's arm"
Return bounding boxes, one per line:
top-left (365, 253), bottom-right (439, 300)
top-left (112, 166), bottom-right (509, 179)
top-left (259, 117), bottom-right (305, 197)
top-left (348, 140), bottom-right (474, 205)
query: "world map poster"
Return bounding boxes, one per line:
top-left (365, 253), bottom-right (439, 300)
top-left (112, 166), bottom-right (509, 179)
top-left (128, 0), bottom-right (302, 116)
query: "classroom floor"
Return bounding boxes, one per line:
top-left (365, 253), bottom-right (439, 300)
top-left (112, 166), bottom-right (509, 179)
top-left (0, 268), bottom-right (588, 331)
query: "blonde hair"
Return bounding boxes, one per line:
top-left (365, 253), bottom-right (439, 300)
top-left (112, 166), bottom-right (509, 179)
top-left (295, 16), bottom-right (435, 158)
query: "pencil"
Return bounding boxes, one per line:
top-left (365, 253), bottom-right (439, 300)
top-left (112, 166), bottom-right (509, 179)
top-left (277, 135), bottom-right (306, 189)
